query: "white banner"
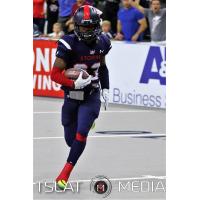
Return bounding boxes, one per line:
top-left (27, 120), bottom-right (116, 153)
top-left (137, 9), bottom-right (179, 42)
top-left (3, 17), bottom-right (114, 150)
top-left (106, 42), bottom-right (166, 109)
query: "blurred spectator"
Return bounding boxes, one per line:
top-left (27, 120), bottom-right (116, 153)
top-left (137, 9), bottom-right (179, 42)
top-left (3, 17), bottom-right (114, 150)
top-left (102, 20), bottom-right (114, 39)
top-left (160, 0), bottom-right (166, 8)
top-left (72, 0), bottom-right (90, 16)
top-left (103, 0), bottom-right (120, 34)
top-left (33, 24), bottom-right (42, 37)
top-left (132, 0), bottom-right (166, 41)
top-left (33, 0), bottom-right (45, 33)
top-left (67, 22), bottom-right (75, 34)
top-left (132, 0), bottom-right (151, 41)
top-left (115, 0), bottom-right (147, 41)
top-left (133, 0), bottom-right (165, 8)
top-left (58, 0), bottom-right (76, 33)
top-left (139, 0), bottom-right (150, 8)
top-left (48, 23), bottom-right (64, 39)
top-left (46, 0), bottom-right (59, 34)
top-left (87, 0), bottom-right (94, 5)
top-left (65, 0), bottom-right (90, 28)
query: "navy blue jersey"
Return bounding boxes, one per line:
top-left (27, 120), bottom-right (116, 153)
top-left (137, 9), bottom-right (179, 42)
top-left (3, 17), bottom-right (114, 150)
top-left (56, 33), bottom-right (111, 91)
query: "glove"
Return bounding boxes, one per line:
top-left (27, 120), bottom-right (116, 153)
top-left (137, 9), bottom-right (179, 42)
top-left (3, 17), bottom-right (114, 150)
top-left (102, 89), bottom-right (109, 110)
top-left (74, 71), bottom-right (92, 89)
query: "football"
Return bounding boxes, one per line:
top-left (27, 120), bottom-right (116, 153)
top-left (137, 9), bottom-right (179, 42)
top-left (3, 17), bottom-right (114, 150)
top-left (64, 68), bottom-right (90, 80)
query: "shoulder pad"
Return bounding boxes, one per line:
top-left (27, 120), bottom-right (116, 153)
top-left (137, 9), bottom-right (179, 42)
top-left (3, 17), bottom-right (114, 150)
top-left (99, 34), bottom-right (112, 55)
top-left (100, 34), bottom-right (111, 46)
top-left (58, 34), bottom-right (76, 51)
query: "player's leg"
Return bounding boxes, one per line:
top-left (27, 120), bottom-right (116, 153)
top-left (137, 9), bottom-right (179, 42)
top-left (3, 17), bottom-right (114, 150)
top-left (56, 98), bottom-right (78, 189)
top-left (63, 123), bottom-right (77, 147)
top-left (76, 90), bottom-right (101, 138)
top-left (56, 91), bottom-right (101, 189)
top-left (66, 91), bottom-right (101, 169)
top-left (61, 98), bottom-right (78, 147)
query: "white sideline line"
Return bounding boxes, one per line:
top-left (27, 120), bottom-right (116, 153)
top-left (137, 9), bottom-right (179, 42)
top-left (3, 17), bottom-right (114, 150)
top-left (33, 175), bottom-right (166, 184)
top-left (33, 133), bottom-right (165, 140)
top-left (33, 110), bottom-right (154, 114)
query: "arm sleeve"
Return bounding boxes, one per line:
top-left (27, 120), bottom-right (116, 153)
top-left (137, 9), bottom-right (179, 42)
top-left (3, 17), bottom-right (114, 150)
top-left (99, 64), bottom-right (109, 89)
top-left (98, 35), bottom-right (111, 89)
top-left (50, 67), bottom-right (74, 88)
top-left (102, 34), bottom-right (112, 56)
top-left (51, 36), bottom-right (74, 88)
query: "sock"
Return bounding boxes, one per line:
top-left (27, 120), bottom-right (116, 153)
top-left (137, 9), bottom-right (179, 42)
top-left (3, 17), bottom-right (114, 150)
top-left (67, 132), bottom-right (87, 165)
top-left (56, 162), bottom-right (74, 182)
top-left (56, 133), bottom-right (87, 182)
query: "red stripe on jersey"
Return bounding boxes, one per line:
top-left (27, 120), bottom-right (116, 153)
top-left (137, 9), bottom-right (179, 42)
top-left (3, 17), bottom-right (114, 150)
top-left (83, 5), bottom-right (90, 20)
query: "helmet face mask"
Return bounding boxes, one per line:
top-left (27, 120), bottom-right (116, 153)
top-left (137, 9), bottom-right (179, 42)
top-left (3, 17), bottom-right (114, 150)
top-left (73, 6), bottom-right (101, 43)
top-left (74, 23), bottom-right (101, 42)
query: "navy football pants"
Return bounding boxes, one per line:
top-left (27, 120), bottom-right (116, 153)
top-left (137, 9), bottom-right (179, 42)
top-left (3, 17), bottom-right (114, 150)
top-left (61, 90), bottom-right (101, 165)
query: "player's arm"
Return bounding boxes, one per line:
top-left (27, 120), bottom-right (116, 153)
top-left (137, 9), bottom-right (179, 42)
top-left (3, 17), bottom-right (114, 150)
top-left (99, 56), bottom-right (109, 89)
top-left (99, 56), bottom-right (109, 110)
top-left (51, 57), bottom-right (92, 89)
top-left (51, 57), bottom-right (75, 88)
top-left (51, 37), bottom-right (92, 89)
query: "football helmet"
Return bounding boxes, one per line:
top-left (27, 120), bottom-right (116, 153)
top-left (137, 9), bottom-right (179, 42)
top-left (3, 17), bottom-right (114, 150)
top-left (73, 5), bottom-right (101, 43)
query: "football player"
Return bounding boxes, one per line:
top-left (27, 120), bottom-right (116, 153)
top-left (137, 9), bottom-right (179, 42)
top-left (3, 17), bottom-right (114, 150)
top-left (50, 5), bottom-right (111, 189)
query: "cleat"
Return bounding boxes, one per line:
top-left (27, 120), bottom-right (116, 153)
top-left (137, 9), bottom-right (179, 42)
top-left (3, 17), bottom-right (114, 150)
top-left (56, 162), bottom-right (74, 190)
top-left (57, 180), bottom-right (67, 190)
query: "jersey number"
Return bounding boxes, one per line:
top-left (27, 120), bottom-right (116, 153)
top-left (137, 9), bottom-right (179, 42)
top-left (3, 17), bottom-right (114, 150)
top-left (73, 63), bottom-right (100, 81)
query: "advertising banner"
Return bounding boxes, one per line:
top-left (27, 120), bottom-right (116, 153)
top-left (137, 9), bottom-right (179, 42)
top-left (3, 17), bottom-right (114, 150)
top-left (33, 40), bottom-right (166, 108)
top-left (33, 40), bottom-right (64, 98)
top-left (107, 42), bottom-right (166, 108)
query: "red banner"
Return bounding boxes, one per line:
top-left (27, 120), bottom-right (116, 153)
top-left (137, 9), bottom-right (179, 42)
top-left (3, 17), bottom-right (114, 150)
top-left (33, 39), bottom-right (64, 98)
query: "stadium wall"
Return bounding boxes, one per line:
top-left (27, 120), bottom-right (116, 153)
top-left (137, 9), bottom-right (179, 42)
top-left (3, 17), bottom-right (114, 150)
top-left (33, 39), bottom-right (166, 108)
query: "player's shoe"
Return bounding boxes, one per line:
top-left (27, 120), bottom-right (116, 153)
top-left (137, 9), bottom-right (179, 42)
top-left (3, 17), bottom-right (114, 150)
top-left (56, 162), bottom-right (74, 190)
top-left (57, 180), bottom-right (67, 190)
